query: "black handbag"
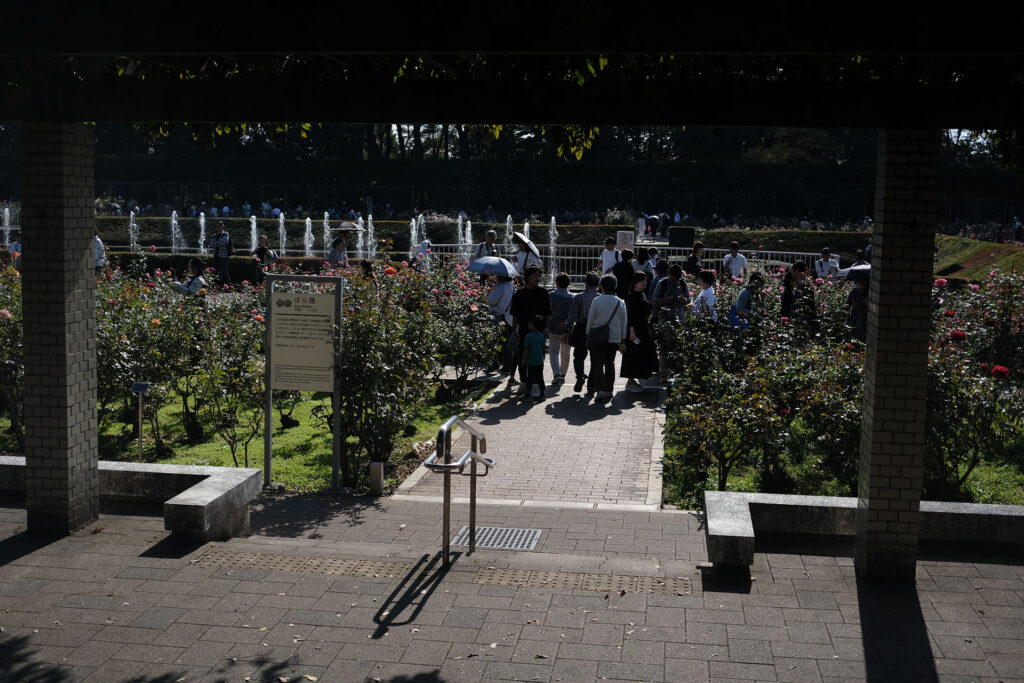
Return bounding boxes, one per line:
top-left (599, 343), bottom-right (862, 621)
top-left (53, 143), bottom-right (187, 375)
top-left (586, 305), bottom-right (617, 351)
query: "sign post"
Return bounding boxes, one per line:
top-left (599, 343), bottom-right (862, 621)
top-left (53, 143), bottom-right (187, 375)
top-left (264, 274), bottom-right (344, 491)
top-left (616, 230), bottom-right (635, 254)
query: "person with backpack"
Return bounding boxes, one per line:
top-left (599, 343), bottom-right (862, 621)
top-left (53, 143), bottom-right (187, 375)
top-left (586, 274), bottom-right (628, 404)
top-left (209, 221), bottom-right (233, 285)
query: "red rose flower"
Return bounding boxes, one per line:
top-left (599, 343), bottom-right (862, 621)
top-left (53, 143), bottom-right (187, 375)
top-left (944, 310), bottom-right (955, 317)
top-left (384, 266), bottom-right (398, 276)
top-left (949, 330), bottom-right (967, 342)
top-left (991, 365), bottom-right (1010, 380)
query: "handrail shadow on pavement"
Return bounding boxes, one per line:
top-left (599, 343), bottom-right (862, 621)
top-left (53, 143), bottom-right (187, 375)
top-left (372, 551), bottom-right (454, 639)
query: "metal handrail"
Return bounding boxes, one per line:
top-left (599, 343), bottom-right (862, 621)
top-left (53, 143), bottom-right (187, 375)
top-left (423, 415), bottom-right (496, 568)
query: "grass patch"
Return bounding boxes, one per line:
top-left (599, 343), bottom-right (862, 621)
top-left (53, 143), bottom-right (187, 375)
top-left (1, 381), bottom-right (496, 494)
top-left (935, 235), bottom-right (1024, 280)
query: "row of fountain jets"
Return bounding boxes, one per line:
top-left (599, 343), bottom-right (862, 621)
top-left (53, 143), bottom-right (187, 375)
top-left (124, 211), bottom-right (559, 268)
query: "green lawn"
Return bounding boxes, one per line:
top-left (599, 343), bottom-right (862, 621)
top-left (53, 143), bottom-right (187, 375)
top-left (935, 235), bottom-right (1024, 280)
top-left (1, 381), bottom-right (495, 493)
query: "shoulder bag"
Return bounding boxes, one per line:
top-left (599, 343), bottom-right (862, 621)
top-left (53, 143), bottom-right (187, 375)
top-left (586, 302), bottom-right (618, 351)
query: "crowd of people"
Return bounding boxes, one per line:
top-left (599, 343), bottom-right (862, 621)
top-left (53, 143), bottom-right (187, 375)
top-left (482, 236), bottom-right (872, 403)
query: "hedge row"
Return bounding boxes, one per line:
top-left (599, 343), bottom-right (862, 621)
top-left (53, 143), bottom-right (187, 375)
top-left (105, 251), bottom-right (339, 284)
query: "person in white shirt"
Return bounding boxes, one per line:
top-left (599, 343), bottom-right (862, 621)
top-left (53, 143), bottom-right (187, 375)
top-left (599, 237), bottom-right (621, 274)
top-left (688, 270), bottom-right (717, 321)
top-left (585, 274), bottom-right (628, 404)
top-left (814, 247), bottom-right (840, 278)
top-left (94, 230), bottom-right (107, 273)
top-left (722, 241), bottom-right (748, 280)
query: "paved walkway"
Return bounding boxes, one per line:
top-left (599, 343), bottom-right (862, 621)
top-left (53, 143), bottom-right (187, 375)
top-left (397, 376), bottom-right (663, 508)
top-left (2, 495), bottom-right (1023, 682)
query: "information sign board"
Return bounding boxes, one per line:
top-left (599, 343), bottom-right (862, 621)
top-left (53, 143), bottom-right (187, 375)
top-left (268, 292), bottom-right (336, 392)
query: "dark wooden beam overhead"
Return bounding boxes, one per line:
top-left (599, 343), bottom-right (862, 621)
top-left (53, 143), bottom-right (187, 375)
top-left (4, 1), bottom-right (1024, 57)
top-left (5, 77), bottom-right (1023, 128)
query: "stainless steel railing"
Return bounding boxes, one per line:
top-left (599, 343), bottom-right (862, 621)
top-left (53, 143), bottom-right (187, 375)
top-left (423, 415), bottom-right (496, 568)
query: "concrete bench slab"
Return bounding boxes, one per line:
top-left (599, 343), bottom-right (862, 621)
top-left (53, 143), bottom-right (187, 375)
top-left (0, 456), bottom-right (261, 542)
top-left (704, 491), bottom-right (1024, 568)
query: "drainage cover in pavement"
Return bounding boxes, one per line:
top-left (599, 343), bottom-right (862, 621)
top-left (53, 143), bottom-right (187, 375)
top-left (474, 567), bottom-right (692, 595)
top-left (451, 526), bottom-right (541, 551)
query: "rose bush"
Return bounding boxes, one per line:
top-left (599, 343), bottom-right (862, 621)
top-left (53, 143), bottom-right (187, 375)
top-left (663, 269), bottom-right (1024, 509)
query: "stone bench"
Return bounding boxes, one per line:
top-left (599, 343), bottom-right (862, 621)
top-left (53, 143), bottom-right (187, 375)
top-left (0, 456), bottom-right (261, 542)
top-left (704, 491), bottom-right (1024, 568)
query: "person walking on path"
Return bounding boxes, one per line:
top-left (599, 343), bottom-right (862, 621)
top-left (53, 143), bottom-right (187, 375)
top-left (514, 235), bottom-right (542, 277)
top-left (814, 247), bottom-right (839, 279)
top-left (598, 237), bottom-right (621, 274)
top-left (722, 241), bottom-right (748, 281)
top-left (586, 274), bottom-right (628, 404)
top-left (612, 249), bottom-right (635, 299)
top-left (521, 315), bottom-right (547, 400)
top-left (509, 267), bottom-right (551, 395)
top-left (566, 271), bottom-right (600, 392)
top-left (209, 221), bottom-right (233, 286)
top-left (547, 272), bottom-right (574, 385)
top-left (487, 274), bottom-right (516, 374)
top-left (621, 271), bottom-right (657, 392)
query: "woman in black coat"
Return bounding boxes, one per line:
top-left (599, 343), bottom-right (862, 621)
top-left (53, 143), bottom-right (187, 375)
top-left (621, 271), bottom-right (657, 392)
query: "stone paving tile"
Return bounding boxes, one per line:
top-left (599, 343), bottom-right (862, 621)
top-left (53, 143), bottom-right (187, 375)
top-left (398, 376), bottom-right (659, 505)
top-left (5, 503), bottom-right (1024, 682)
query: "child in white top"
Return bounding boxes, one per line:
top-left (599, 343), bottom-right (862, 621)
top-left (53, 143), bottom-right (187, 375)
top-left (689, 270), bottom-right (717, 321)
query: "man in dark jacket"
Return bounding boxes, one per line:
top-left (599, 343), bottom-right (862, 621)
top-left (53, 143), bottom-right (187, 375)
top-left (612, 249), bottom-right (635, 299)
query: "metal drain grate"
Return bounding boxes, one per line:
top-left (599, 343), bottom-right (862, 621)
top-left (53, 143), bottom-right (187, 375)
top-left (451, 526), bottom-right (541, 551)
top-left (474, 568), bottom-right (692, 595)
top-left (197, 548), bottom-right (410, 579)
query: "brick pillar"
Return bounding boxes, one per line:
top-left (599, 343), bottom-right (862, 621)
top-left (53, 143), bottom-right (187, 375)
top-left (855, 129), bottom-right (939, 583)
top-left (20, 122), bottom-right (99, 534)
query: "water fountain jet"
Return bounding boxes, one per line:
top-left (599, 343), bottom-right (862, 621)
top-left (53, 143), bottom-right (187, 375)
top-left (170, 211), bottom-right (184, 254)
top-left (198, 213), bottom-right (207, 255)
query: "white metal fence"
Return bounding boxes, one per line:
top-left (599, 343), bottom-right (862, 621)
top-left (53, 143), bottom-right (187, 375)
top-left (426, 243), bottom-right (821, 282)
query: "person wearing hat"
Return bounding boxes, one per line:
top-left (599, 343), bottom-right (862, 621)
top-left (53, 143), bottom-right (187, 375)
top-left (814, 247), bottom-right (839, 279)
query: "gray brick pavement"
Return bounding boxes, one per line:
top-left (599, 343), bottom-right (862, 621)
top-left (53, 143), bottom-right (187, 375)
top-left (0, 499), bottom-right (1023, 681)
top-left (398, 377), bottom-right (661, 506)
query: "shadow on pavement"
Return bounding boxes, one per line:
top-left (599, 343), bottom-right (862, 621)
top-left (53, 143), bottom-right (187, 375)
top-left (372, 551), bottom-right (452, 638)
top-left (698, 565), bottom-right (753, 594)
top-left (0, 635), bottom-right (73, 682)
top-left (0, 531), bottom-right (57, 569)
top-left (250, 492), bottom-right (383, 539)
top-left (140, 534), bottom-right (205, 560)
top-left (856, 577), bottom-right (938, 682)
